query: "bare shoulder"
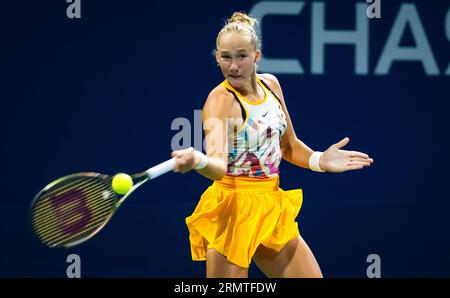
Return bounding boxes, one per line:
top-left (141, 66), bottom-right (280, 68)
top-left (258, 73), bottom-right (280, 84)
top-left (258, 73), bottom-right (283, 97)
top-left (203, 84), bottom-right (236, 117)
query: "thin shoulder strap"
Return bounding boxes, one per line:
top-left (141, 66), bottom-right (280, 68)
top-left (223, 86), bottom-right (247, 121)
top-left (259, 79), bottom-right (283, 106)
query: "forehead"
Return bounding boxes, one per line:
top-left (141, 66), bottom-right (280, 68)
top-left (217, 32), bottom-right (253, 52)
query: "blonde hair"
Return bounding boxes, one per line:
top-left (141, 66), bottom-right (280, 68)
top-left (216, 12), bottom-right (261, 52)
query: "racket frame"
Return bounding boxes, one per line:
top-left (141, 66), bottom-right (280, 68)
top-left (30, 158), bottom-right (176, 248)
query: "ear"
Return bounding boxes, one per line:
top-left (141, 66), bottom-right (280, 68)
top-left (214, 50), bottom-right (220, 64)
top-left (254, 50), bottom-right (262, 63)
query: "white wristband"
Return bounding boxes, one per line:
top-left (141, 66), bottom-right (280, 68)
top-left (194, 150), bottom-right (209, 170)
top-left (309, 151), bottom-right (325, 172)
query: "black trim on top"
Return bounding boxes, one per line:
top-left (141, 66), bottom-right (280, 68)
top-left (224, 87), bottom-right (247, 122)
top-left (259, 79), bottom-right (283, 106)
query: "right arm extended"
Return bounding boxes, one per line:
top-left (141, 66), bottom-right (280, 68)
top-left (171, 89), bottom-right (236, 181)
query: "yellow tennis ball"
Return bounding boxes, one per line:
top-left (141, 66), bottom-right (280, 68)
top-left (112, 173), bottom-right (133, 195)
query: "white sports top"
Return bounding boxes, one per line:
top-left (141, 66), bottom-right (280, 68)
top-left (222, 77), bottom-right (287, 178)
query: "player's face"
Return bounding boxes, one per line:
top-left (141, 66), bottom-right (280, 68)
top-left (216, 32), bottom-right (261, 88)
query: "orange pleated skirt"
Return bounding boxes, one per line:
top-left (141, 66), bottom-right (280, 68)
top-left (185, 175), bottom-right (303, 268)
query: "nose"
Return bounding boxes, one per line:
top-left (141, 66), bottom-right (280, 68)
top-left (229, 58), bottom-right (239, 72)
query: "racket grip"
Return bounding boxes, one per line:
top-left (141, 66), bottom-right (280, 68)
top-left (146, 158), bottom-right (176, 180)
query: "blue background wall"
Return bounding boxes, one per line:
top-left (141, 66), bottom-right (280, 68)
top-left (1, 0), bottom-right (449, 277)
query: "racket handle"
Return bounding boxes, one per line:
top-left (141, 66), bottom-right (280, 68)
top-left (146, 158), bottom-right (176, 180)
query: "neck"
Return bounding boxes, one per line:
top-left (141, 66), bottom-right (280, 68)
top-left (234, 72), bottom-right (258, 96)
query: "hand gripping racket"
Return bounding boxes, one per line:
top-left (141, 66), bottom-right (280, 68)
top-left (30, 158), bottom-right (175, 248)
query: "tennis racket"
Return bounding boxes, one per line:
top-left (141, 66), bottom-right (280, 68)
top-left (30, 158), bottom-right (176, 248)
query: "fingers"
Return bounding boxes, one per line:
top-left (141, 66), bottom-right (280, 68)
top-left (347, 161), bottom-right (372, 168)
top-left (172, 147), bottom-right (196, 173)
top-left (346, 164), bottom-right (365, 170)
top-left (348, 157), bottom-right (374, 164)
top-left (345, 154), bottom-right (374, 171)
top-left (333, 137), bottom-right (350, 149)
top-left (344, 150), bottom-right (375, 165)
top-left (349, 151), bottom-right (373, 160)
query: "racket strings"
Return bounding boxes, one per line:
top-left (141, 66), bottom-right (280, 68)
top-left (33, 184), bottom-right (114, 246)
top-left (31, 176), bottom-right (117, 247)
top-left (35, 180), bottom-right (104, 222)
top-left (33, 177), bottom-right (104, 215)
top-left (32, 185), bottom-right (112, 237)
top-left (42, 211), bottom-right (113, 246)
top-left (32, 181), bottom-right (112, 226)
top-left (34, 196), bottom-right (113, 240)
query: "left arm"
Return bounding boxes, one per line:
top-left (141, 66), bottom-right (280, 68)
top-left (260, 73), bottom-right (374, 173)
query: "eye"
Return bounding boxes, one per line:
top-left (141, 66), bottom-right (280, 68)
top-left (221, 55), bottom-right (231, 59)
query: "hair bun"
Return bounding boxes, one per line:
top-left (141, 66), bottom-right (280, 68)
top-left (216, 11), bottom-right (261, 51)
top-left (227, 12), bottom-right (257, 28)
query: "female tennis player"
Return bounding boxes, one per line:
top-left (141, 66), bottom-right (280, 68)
top-left (171, 12), bottom-right (374, 278)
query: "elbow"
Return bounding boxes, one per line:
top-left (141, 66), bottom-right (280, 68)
top-left (212, 162), bottom-right (227, 181)
top-left (281, 144), bottom-right (293, 163)
top-left (217, 164), bottom-right (227, 180)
